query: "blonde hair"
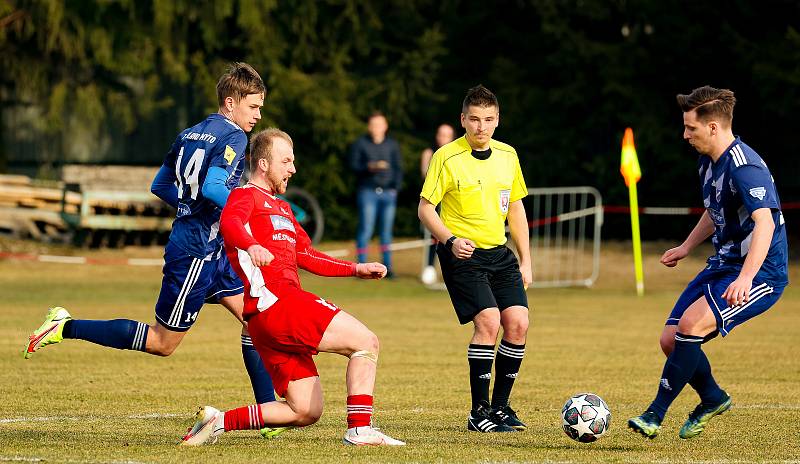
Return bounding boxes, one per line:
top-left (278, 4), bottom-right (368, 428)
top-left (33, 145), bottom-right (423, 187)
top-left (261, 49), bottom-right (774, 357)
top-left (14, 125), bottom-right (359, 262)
top-left (249, 128), bottom-right (293, 172)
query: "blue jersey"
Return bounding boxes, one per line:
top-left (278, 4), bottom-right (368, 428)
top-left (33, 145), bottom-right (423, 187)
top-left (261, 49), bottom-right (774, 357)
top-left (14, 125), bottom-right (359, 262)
top-left (162, 113), bottom-right (248, 259)
top-left (699, 137), bottom-right (788, 286)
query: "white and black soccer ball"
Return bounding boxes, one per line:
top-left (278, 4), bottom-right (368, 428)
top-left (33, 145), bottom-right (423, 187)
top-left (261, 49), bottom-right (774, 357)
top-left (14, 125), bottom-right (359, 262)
top-left (561, 393), bottom-right (611, 442)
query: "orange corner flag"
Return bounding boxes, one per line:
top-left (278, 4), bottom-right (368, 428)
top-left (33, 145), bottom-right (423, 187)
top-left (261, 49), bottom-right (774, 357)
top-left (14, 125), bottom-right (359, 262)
top-left (620, 127), bottom-right (641, 186)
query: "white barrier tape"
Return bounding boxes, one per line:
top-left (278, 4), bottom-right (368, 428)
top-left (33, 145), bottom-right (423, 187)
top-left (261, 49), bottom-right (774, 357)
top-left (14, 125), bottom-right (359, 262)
top-left (0, 240), bottom-right (432, 266)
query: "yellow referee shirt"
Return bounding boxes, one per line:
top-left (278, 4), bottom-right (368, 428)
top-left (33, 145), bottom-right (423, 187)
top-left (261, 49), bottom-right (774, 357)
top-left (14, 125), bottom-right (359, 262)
top-left (420, 135), bottom-right (528, 249)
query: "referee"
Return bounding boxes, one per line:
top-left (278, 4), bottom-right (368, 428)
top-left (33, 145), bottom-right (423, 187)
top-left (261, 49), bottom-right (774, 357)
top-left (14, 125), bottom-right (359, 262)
top-left (418, 85), bottom-right (531, 433)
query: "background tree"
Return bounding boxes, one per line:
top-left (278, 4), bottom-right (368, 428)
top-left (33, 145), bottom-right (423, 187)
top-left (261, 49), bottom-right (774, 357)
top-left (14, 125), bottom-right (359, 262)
top-left (1, 0), bottom-right (798, 240)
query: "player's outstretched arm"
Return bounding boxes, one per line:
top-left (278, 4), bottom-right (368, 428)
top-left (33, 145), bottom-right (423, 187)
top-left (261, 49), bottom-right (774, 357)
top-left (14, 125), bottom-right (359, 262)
top-left (355, 262), bottom-right (387, 279)
top-left (660, 211), bottom-right (715, 267)
top-left (293, 219), bottom-right (359, 277)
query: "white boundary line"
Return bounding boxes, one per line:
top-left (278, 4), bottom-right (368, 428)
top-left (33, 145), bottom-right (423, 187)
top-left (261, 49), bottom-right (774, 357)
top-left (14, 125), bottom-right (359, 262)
top-left (0, 412), bottom-right (191, 424)
top-left (0, 458), bottom-right (149, 464)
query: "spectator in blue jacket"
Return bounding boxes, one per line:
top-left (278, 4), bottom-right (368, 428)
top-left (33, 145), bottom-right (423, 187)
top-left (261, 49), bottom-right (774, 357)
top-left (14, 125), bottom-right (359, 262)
top-left (349, 111), bottom-right (403, 277)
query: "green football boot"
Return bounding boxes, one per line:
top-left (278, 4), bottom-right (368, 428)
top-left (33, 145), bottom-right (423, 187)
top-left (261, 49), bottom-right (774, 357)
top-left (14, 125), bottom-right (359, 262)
top-left (259, 426), bottom-right (292, 439)
top-left (627, 410), bottom-right (662, 439)
top-left (24, 307), bottom-right (72, 359)
top-left (679, 392), bottom-right (732, 439)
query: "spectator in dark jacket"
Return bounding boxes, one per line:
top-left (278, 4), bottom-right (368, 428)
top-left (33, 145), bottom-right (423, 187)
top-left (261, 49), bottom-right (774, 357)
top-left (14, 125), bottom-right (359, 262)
top-left (349, 111), bottom-right (403, 277)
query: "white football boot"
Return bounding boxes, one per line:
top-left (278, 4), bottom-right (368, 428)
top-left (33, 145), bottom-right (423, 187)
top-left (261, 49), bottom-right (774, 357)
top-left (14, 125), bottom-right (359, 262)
top-left (180, 406), bottom-right (224, 446)
top-left (343, 426), bottom-right (406, 446)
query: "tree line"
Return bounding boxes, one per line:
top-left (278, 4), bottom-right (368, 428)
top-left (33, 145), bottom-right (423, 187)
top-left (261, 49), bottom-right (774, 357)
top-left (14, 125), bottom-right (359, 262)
top-left (2, 0), bottom-right (798, 239)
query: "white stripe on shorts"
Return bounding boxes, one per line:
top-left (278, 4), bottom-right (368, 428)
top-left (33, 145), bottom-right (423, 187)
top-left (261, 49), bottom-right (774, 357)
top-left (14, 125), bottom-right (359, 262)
top-left (720, 285), bottom-right (773, 321)
top-left (168, 258), bottom-right (204, 327)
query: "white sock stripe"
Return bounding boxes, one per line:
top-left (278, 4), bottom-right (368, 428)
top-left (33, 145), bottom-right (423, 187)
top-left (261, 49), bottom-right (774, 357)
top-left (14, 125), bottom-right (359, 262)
top-left (347, 408), bottom-right (374, 414)
top-left (467, 347), bottom-right (495, 354)
top-left (132, 322), bottom-right (147, 351)
top-left (719, 284), bottom-right (772, 318)
top-left (497, 346), bottom-right (526, 358)
top-left (467, 348), bottom-right (496, 358)
top-left (721, 287), bottom-right (774, 321)
top-left (131, 323), bottom-right (140, 350)
top-left (168, 258), bottom-right (204, 327)
top-left (249, 405), bottom-right (261, 427)
top-left (498, 344), bottom-right (525, 353)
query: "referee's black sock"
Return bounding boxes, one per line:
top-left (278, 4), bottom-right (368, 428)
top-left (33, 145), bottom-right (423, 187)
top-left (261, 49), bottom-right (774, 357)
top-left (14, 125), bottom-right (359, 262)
top-left (467, 344), bottom-right (495, 411)
top-left (492, 340), bottom-right (525, 409)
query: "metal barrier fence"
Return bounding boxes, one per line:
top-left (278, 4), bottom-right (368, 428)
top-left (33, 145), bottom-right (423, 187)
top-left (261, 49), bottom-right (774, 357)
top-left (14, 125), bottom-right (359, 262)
top-left (526, 186), bottom-right (603, 288)
top-left (420, 186), bottom-right (603, 289)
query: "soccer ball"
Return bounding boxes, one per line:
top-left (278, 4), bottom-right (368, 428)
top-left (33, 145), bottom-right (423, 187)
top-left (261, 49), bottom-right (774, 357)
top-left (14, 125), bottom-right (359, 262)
top-left (561, 393), bottom-right (611, 442)
top-left (420, 265), bottom-right (437, 285)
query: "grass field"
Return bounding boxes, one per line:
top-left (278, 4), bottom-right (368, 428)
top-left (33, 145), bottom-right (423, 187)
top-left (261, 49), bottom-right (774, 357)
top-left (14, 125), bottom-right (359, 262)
top-left (1, 239), bottom-right (799, 463)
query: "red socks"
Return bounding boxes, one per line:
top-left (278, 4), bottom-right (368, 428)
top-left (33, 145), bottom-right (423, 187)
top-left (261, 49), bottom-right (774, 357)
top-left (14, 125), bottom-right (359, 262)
top-left (346, 394), bottom-right (373, 429)
top-left (224, 405), bottom-right (264, 431)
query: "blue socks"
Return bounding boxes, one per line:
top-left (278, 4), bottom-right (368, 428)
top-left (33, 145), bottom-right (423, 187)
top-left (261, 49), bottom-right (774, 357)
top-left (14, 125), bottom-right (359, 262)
top-left (63, 319), bottom-right (148, 351)
top-left (648, 332), bottom-right (703, 420)
top-left (689, 350), bottom-right (725, 405)
top-left (241, 335), bottom-right (276, 404)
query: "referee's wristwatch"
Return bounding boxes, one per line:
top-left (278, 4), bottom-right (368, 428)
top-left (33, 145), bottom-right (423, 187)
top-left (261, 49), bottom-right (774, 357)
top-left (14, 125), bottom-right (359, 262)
top-left (445, 235), bottom-right (457, 251)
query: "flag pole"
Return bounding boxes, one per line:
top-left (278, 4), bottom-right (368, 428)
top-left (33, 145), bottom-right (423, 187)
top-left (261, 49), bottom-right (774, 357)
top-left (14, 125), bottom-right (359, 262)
top-left (620, 128), bottom-right (644, 296)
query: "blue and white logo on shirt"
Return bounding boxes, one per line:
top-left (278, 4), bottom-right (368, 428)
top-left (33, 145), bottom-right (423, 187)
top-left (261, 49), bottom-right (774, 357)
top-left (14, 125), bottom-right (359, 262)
top-left (749, 187), bottom-right (766, 201)
top-left (270, 215), bottom-right (295, 232)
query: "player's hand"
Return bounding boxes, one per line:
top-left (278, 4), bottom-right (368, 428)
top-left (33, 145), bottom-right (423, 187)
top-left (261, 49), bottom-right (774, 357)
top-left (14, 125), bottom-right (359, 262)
top-left (451, 238), bottom-right (476, 260)
top-left (660, 245), bottom-right (689, 267)
top-left (356, 262), bottom-right (387, 279)
top-left (247, 244), bottom-right (274, 267)
top-left (367, 160), bottom-right (390, 172)
top-left (722, 275), bottom-right (753, 307)
top-left (519, 264), bottom-right (533, 290)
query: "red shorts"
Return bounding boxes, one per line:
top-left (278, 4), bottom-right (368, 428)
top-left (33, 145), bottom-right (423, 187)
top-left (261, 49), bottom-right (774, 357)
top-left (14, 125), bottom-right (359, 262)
top-left (246, 287), bottom-right (340, 397)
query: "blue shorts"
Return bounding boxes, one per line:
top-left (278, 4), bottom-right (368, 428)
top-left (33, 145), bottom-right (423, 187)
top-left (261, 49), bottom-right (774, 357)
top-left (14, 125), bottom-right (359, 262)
top-left (666, 266), bottom-right (784, 337)
top-left (154, 242), bottom-right (244, 332)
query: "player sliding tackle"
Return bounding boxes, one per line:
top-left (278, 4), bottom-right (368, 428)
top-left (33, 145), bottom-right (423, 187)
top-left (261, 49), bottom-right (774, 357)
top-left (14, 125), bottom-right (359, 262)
top-left (180, 128), bottom-right (404, 446)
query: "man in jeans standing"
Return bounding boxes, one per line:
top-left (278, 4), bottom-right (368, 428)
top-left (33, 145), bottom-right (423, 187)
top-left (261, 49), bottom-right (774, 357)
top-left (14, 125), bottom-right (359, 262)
top-left (349, 111), bottom-right (403, 277)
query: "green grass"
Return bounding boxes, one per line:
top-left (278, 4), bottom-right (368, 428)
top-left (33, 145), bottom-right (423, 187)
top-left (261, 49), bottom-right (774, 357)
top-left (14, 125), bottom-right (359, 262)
top-left (1, 240), bottom-right (799, 463)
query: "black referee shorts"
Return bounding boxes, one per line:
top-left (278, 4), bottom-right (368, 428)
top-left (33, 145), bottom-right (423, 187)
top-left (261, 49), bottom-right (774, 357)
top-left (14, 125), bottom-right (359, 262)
top-left (437, 244), bottom-right (528, 325)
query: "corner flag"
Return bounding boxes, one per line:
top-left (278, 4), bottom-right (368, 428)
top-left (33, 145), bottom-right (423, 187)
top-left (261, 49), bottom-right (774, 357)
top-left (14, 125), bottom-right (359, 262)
top-left (620, 128), bottom-right (641, 186)
top-left (620, 127), bottom-right (644, 296)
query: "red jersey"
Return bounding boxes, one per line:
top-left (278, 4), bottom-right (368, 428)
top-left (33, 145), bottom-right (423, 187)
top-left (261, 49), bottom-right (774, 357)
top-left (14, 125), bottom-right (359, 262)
top-left (220, 183), bottom-right (356, 318)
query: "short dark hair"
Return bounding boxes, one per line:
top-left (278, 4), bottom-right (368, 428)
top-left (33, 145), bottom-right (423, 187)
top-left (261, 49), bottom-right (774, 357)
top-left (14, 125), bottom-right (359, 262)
top-left (367, 111), bottom-right (386, 123)
top-left (462, 85), bottom-right (499, 113)
top-left (676, 86), bottom-right (736, 126)
top-left (249, 128), bottom-right (293, 172)
top-left (216, 62), bottom-right (266, 106)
